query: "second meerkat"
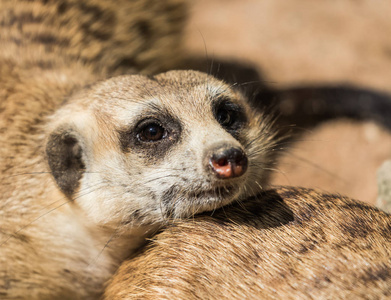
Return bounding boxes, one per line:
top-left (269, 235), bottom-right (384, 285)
top-left (105, 187), bottom-right (391, 299)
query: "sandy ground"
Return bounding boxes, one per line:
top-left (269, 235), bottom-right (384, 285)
top-left (184, 0), bottom-right (391, 205)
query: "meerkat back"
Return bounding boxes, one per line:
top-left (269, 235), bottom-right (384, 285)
top-left (105, 187), bottom-right (391, 300)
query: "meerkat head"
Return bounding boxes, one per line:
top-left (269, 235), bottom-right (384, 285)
top-left (45, 70), bottom-right (277, 231)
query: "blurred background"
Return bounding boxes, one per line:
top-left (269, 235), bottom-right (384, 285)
top-left (182, 0), bottom-right (391, 206)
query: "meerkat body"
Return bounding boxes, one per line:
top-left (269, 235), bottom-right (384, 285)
top-left (105, 187), bottom-right (391, 299)
top-left (0, 1), bottom-right (279, 298)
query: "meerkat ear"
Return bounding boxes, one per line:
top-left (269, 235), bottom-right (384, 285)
top-left (46, 128), bottom-right (85, 197)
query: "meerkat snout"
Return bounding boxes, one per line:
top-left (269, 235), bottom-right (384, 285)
top-left (208, 145), bottom-right (248, 179)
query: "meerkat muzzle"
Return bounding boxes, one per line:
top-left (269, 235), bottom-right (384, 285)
top-left (209, 147), bottom-right (248, 179)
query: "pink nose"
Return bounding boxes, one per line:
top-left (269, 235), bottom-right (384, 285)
top-left (209, 147), bottom-right (248, 179)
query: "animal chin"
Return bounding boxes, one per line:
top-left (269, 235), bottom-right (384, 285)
top-left (167, 185), bottom-right (240, 219)
top-left (191, 185), bottom-right (238, 202)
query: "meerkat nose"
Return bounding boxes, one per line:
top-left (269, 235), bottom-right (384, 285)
top-left (209, 147), bottom-right (248, 179)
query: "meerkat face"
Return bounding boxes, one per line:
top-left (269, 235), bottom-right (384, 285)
top-left (45, 70), bottom-right (277, 230)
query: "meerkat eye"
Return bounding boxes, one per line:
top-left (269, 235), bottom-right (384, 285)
top-left (216, 107), bottom-right (236, 128)
top-left (137, 121), bottom-right (167, 142)
top-left (119, 116), bottom-right (181, 153)
top-left (213, 100), bottom-right (247, 139)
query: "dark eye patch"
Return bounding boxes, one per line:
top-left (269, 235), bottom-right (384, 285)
top-left (118, 112), bottom-right (182, 163)
top-left (216, 105), bottom-right (236, 128)
top-left (213, 97), bottom-right (247, 137)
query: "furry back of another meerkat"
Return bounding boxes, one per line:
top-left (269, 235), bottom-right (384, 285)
top-left (105, 186), bottom-right (391, 300)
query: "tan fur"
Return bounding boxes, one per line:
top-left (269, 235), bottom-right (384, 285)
top-left (0, 1), bottom-right (280, 298)
top-left (105, 187), bottom-right (391, 299)
top-left (0, 0), bottom-right (188, 299)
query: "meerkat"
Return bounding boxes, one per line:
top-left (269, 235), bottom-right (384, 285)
top-left (0, 1), bottom-right (279, 297)
top-left (104, 186), bottom-right (391, 300)
top-left (1, 69), bottom-right (278, 299)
